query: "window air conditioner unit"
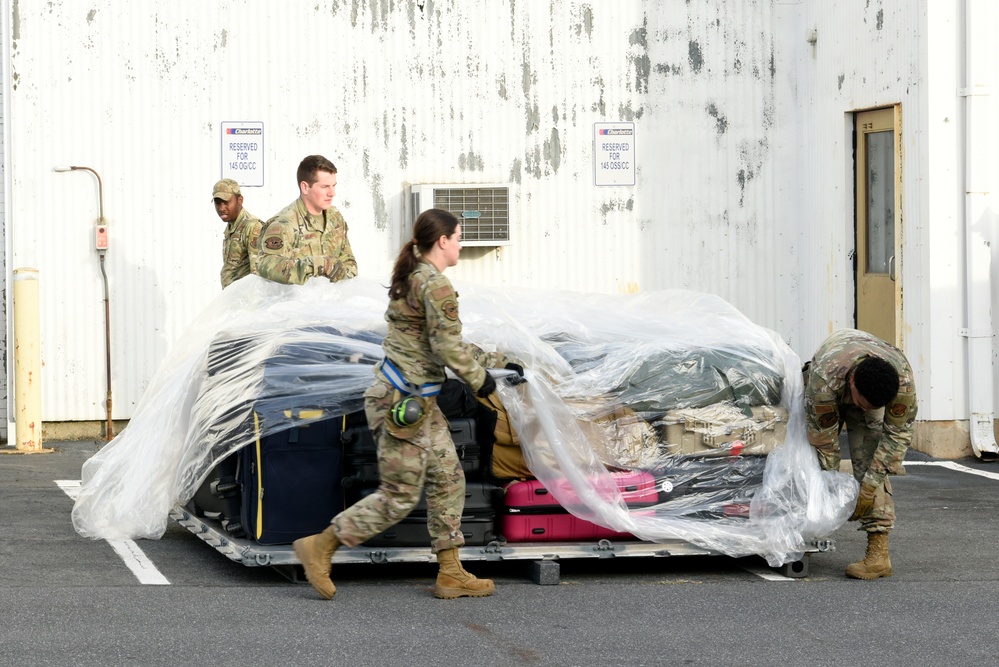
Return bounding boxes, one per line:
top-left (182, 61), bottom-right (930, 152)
top-left (411, 183), bottom-right (512, 246)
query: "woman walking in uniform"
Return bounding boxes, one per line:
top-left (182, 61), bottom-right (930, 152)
top-left (294, 208), bottom-right (525, 599)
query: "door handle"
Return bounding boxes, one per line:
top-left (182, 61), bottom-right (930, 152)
top-left (889, 255), bottom-right (895, 282)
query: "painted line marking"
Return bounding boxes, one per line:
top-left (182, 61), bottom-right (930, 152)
top-left (743, 462), bottom-right (997, 581)
top-left (56, 480), bottom-right (171, 586)
top-left (905, 461), bottom-right (999, 482)
top-left (741, 565), bottom-right (797, 581)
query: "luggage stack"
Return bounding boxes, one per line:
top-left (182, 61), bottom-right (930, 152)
top-left (231, 325), bottom-right (381, 545)
top-left (186, 326), bottom-right (377, 546)
top-left (188, 328), bottom-right (787, 547)
top-left (498, 470), bottom-right (658, 542)
top-left (645, 403), bottom-right (784, 519)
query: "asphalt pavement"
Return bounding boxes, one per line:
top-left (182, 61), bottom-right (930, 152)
top-left (2, 440), bottom-right (998, 667)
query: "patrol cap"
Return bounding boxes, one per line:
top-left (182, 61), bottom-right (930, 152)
top-left (212, 178), bottom-right (241, 202)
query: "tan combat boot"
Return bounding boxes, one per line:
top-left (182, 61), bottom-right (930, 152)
top-left (434, 548), bottom-right (496, 599)
top-left (845, 531), bottom-right (892, 580)
top-left (293, 525), bottom-right (340, 599)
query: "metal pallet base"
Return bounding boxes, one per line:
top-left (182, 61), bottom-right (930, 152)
top-left (170, 505), bottom-right (833, 583)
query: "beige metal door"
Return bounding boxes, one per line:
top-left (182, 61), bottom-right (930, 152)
top-left (855, 107), bottom-right (901, 343)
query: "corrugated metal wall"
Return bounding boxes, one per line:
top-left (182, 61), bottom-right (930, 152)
top-left (791, 0), bottom-right (999, 423)
top-left (5, 1), bottom-right (995, 426)
top-left (0, 1), bottom-right (7, 436)
top-left (6, 1), bottom-right (798, 422)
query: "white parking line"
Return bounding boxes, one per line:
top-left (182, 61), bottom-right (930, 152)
top-left (744, 461), bottom-right (997, 581)
top-left (56, 480), bottom-right (171, 586)
top-left (904, 461), bottom-right (999, 481)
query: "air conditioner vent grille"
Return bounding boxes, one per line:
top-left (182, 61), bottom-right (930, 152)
top-left (432, 187), bottom-right (510, 244)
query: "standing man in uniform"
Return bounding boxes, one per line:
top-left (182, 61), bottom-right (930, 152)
top-left (803, 328), bottom-right (917, 580)
top-left (255, 155), bottom-right (358, 285)
top-left (213, 178), bottom-right (263, 289)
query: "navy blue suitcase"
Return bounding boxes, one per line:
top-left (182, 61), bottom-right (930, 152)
top-left (241, 413), bottom-right (345, 545)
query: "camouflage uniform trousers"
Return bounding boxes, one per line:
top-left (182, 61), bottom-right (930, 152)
top-left (841, 404), bottom-right (894, 534)
top-left (331, 377), bottom-right (467, 553)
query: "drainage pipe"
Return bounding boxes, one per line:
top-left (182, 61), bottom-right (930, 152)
top-left (961, 0), bottom-right (998, 459)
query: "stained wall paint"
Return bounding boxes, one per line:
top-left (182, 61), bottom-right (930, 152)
top-left (1, 1), bottom-right (995, 425)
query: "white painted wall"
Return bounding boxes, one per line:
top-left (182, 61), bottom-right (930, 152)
top-left (2, 0), bottom-right (996, 431)
top-left (0, 0), bottom-right (8, 438)
top-left (793, 0), bottom-right (999, 423)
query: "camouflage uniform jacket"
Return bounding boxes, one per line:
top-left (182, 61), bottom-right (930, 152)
top-left (804, 328), bottom-right (917, 488)
top-left (255, 198), bottom-right (358, 285)
top-left (381, 260), bottom-right (510, 392)
top-left (220, 208), bottom-right (263, 289)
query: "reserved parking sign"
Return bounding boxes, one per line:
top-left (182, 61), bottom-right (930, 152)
top-left (593, 122), bottom-right (635, 186)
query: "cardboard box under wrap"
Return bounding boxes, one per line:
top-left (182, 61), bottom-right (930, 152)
top-left (659, 404), bottom-right (788, 457)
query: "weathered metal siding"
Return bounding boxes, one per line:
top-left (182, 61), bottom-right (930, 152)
top-left (797, 0), bottom-right (929, 356)
top-left (790, 0), bottom-right (999, 423)
top-left (6, 1), bottom-right (800, 423)
top-left (11, 1), bottom-right (992, 428)
top-left (790, 0), bottom-right (926, 399)
top-left (0, 0), bottom-right (7, 437)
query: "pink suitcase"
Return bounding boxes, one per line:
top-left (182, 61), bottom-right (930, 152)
top-left (499, 471), bottom-right (657, 543)
top-left (502, 470), bottom-right (658, 510)
top-left (499, 512), bottom-right (636, 542)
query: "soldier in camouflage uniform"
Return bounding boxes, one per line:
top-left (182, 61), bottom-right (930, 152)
top-left (804, 328), bottom-right (917, 579)
top-left (254, 155), bottom-right (358, 285)
top-left (294, 208), bottom-right (525, 600)
top-left (212, 179), bottom-right (263, 289)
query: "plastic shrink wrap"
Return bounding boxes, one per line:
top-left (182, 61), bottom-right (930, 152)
top-left (72, 275), bottom-right (857, 566)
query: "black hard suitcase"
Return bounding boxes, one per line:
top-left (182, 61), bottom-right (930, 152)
top-left (185, 453), bottom-right (246, 537)
top-left (357, 482), bottom-right (499, 547)
top-left (646, 454), bottom-right (767, 519)
top-left (361, 515), bottom-right (496, 548)
top-left (649, 454), bottom-right (767, 502)
top-left (449, 418), bottom-right (482, 477)
top-left (342, 417), bottom-right (483, 493)
top-left (240, 414), bottom-right (345, 545)
top-left (354, 481), bottom-right (499, 512)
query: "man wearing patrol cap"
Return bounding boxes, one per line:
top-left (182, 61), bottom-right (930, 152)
top-left (254, 155), bottom-right (358, 285)
top-left (212, 178), bottom-right (263, 288)
top-left (803, 328), bottom-right (917, 579)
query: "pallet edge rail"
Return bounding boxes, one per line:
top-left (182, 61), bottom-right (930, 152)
top-left (169, 505), bottom-right (833, 583)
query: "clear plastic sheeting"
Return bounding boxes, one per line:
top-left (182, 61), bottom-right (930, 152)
top-left (72, 276), bottom-right (389, 541)
top-left (72, 276), bottom-right (857, 565)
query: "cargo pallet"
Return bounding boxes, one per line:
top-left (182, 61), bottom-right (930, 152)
top-left (170, 504), bottom-right (833, 584)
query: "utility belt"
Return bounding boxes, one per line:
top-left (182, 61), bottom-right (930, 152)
top-left (378, 358), bottom-right (440, 433)
top-left (378, 358), bottom-right (442, 398)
